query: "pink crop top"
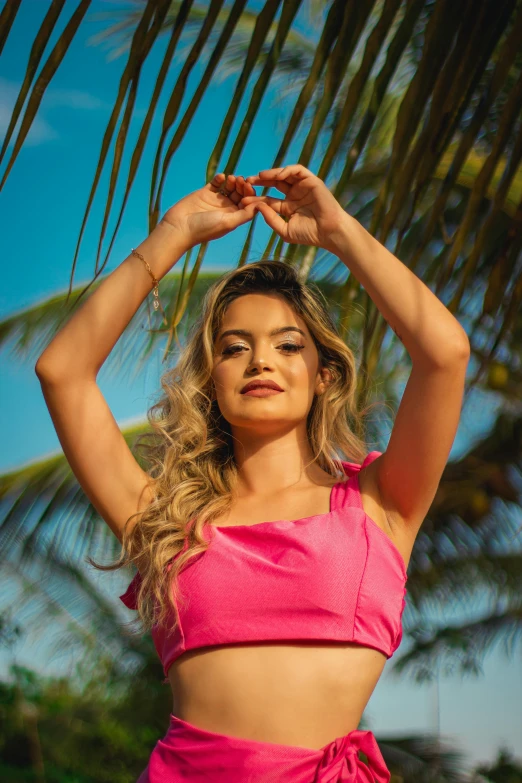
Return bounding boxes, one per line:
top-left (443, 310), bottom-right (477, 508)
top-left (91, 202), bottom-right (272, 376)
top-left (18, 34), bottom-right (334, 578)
top-left (119, 451), bottom-right (408, 678)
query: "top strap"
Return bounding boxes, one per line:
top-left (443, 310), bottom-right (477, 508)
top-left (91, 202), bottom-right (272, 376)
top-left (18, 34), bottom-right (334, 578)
top-left (119, 571), bottom-right (142, 611)
top-left (330, 451), bottom-right (383, 512)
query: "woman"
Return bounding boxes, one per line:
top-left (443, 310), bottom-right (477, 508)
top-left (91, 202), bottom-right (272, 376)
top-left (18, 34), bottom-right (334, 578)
top-left (35, 165), bottom-right (470, 781)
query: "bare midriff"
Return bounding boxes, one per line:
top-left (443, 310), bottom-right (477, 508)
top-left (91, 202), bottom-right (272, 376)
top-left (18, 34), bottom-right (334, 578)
top-left (166, 472), bottom-right (411, 751)
top-left (167, 642), bottom-right (388, 750)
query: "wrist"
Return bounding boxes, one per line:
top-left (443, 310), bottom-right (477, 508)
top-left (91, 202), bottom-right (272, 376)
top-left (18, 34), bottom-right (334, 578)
top-left (135, 221), bottom-right (190, 279)
top-left (325, 212), bottom-right (365, 258)
top-left (157, 217), bottom-right (192, 255)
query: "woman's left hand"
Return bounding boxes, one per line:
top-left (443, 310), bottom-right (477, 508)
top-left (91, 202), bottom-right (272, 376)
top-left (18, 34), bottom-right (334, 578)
top-left (240, 165), bottom-right (347, 252)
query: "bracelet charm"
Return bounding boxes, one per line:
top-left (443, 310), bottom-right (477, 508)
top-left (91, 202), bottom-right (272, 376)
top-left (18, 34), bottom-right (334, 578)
top-left (131, 247), bottom-right (168, 325)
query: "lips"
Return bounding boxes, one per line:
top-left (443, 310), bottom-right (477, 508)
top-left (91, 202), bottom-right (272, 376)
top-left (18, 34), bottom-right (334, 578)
top-left (241, 380), bottom-right (284, 393)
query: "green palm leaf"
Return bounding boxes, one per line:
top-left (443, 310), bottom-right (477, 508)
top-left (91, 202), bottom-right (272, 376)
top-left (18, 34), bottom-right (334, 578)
top-left (0, 0), bottom-right (91, 188)
top-left (2, 0), bottom-right (522, 681)
top-left (0, 0), bottom-right (66, 162)
top-left (377, 734), bottom-right (468, 783)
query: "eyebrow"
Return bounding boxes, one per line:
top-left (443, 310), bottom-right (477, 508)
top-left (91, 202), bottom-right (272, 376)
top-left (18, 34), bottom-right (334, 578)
top-left (217, 326), bottom-right (307, 342)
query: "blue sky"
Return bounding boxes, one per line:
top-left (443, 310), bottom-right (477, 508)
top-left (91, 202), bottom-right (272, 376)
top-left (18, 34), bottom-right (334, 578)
top-left (1, 0), bottom-right (521, 769)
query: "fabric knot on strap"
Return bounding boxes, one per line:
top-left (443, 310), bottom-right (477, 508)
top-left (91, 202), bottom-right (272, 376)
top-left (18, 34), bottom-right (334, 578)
top-left (312, 729), bottom-right (390, 782)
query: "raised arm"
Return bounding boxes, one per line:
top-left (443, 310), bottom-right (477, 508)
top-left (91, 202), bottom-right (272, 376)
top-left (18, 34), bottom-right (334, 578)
top-left (35, 174), bottom-right (258, 542)
top-left (35, 222), bottom-right (189, 542)
top-left (242, 164), bottom-right (470, 553)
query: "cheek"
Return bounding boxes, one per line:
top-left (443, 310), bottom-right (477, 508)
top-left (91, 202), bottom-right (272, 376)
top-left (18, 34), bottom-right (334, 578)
top-left (287, 357), bottom-right (317, 390)
top-left (211, 360), bottom-right (232, 390)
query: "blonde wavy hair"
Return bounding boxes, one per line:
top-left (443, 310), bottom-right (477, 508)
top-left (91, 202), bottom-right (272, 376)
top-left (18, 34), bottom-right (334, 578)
top-left (92, 259), bottom-right (377, 632)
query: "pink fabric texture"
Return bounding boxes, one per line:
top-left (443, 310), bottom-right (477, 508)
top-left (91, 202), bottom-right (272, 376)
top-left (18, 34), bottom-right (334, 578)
top-left (120, 451), bottom-right (408, 679)
top-left (136, 714), bottom-right (391, 782)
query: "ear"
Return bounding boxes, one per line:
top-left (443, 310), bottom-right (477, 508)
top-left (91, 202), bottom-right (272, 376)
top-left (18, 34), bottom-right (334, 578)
top-left (315, 366), bottom-right (333, 396)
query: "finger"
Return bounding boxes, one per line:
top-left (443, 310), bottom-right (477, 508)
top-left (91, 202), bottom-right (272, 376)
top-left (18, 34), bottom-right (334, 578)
top-left (266, 163), bottom-right (315, 179)
top-left (239, 195), bottom-right (285, 212)
top-left (252, 202), bottom-right (289, 240)
top-left (238, 175), bottom-right (256, 196)
top-left (250, 165), bottom-right (312, 185)
top-left (272, 164), bottom-right (313, 179)
top-left (208, 172), bottom-right (226, 191)
top-left (227, 178), bottom-right (243, 204)
top-left (244, 176), bottom-right (290, 195)
top-left (254, 167), bottom-right (285, 178)
top-left (222, 202), bottom-right (258, 229)
top-left (244, 176), bottom-right (256, 196)
top-left (234, 175), bottom-right (248, 197)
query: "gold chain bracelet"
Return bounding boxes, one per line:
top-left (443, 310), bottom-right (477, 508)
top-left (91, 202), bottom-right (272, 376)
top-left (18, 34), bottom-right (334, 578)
top-left (131, 247), bottom-right (168, 326)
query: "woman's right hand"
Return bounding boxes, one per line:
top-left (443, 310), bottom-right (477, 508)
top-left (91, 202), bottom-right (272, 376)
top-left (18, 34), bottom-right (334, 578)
top-left (159, 173), bottom-right (258, 250)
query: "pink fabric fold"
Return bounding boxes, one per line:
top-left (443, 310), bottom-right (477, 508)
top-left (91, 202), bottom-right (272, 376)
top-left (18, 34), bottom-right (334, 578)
top-left (313, 729), bottom-right (390, 782)
top-left (136, 715), bottom-right (390, 782)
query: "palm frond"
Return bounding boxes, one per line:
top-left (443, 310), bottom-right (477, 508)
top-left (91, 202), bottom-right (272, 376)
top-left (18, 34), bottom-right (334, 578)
top-left (392, 601), bottom-right (522, 681)
top-left (377, 733), bottom-right (468, 783)
top-left (3, 0), bottom-right (522, 681)
top-left (0, 0), bottom-right (90, 187)
top-left (0, 418), bottom-right (150, 562)
top-left (87, 0), bottom-right (317, 63)
top-left (0, 270), bottom-right (223, 379)
top-left (0, 0), bottom-right (65, 161)
top-left (3, 0), bottom-right (522, 381)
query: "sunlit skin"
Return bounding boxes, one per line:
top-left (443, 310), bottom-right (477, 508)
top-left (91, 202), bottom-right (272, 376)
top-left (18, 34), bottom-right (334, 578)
top-left (167, 293), bottom-right (392, 749)
top-left (36, 159), bottom-right (466, 751)
top-left (210, 292), bottom-right (336, 497)
top-left (166, 170), bottom-right (409, 747)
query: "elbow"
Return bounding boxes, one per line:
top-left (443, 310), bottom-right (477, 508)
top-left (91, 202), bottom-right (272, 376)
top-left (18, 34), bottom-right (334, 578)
top-left (437, 336), bottom-right (471, 369)
top-left (35, 353), bottom-right (55, 380)
top-left (35, 355), bottom-right (65, 383)
top-left (34, 357), bottom-right (48, 379)
top-left (35, 356), bottom-right (97, 383)
top-left (413, 331), bottom-right (470, 370)
top-left (453, 332), bottom-right (471, 362)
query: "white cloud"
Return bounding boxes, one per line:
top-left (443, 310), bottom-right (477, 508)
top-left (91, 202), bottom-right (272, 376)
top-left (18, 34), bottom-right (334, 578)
top-left (41, 87), bottom-right (105, 111)
top-left (0, 78), bottom-right (59, 147)
top-left (0, 77), bottom-right (106, 148)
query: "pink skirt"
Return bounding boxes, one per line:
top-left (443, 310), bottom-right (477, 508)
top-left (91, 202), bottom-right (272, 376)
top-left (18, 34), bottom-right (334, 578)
top-left (137, 714), bottom-right (391, 782)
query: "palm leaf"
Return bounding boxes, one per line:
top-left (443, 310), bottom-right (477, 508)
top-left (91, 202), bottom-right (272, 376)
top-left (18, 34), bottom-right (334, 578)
top-left (449, 116), bottom-right (522, 313)
top-left (389, 0), bottom-right (517, 251)
top-left (0, 0), bottom-right (92, 189)
top-left (63, 0), bottom-right (158, 296)
top-left (204, 0), bottom-right (282, 183)
top-left (0, 419), bottom-right (149, 564)
top-left (438, 69), bottom-right (522, 293)
top-left (2, 0), bottom-right (522, 680)
top-left (317, 0), bottom-right (403, 180)
top-left (111, 0), bottom-right (249, 256)
top-left (335, 0), bottom-right (425, 192)
top-left (377, 734), bottom-right (467, 783)
top-left (88, 0), bottom-right (317, 63)
top-left (93, 0), bottom-right (178, 276)
top-left (370, 0), bottom-right (460, 239)
top-left (147, 0), bottom-right (225, 228)
top-left (392, 603), bottom-right (522, 681)
top-left (408, 8), bottom-right (522, 273)
top-left (0, 0), bottom-right (22, 55)
top-left (0, 270), bottom-right (224, 378)
top-left (0, 0), bottom-right (66, 163)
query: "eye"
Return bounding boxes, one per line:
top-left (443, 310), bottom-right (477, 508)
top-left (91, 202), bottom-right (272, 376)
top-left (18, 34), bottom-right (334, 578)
top-left (221, 342), bottom-right (305, 356)
top-left (222, 344), bottom-right (245, 356)
top-left (280, 342), bottom-right (305, 353)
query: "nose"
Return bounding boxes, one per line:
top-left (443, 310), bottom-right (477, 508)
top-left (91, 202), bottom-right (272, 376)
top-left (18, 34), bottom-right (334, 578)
top-left (247, 356), bottom-right (272, 373)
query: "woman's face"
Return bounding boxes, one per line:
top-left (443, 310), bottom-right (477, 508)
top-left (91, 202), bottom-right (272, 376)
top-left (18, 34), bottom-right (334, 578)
top-left (211, 293), bottom-right (330, 434)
